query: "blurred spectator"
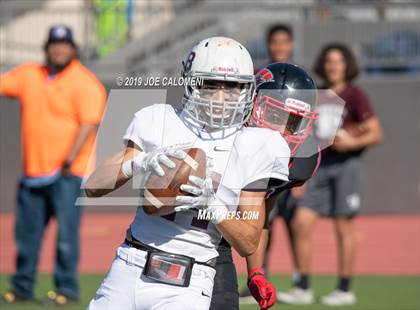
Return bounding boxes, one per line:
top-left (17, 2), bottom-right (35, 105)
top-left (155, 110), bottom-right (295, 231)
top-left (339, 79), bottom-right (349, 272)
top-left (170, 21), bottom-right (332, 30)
top-left (266, 24), bottom-right (294, 63)
top-left (247, 24), bottom-right (293, 70)
top-left (0, 25), bottom-right (106, 305)
top-left (277, 43), bottom-right (383, 306)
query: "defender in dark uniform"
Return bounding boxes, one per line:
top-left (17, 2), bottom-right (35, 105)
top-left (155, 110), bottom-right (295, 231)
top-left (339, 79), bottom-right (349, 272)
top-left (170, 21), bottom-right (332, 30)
top-left (210, 63), bottom-right (320, 310)
top-left (210, 138), bottom-right (319, 310)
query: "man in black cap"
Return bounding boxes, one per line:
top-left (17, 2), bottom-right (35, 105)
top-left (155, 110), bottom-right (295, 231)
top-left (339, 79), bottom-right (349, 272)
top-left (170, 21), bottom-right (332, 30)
top-left (0, 25), bottom-right (106, 305)
top-left (44, 25), bottom-right (78, 72)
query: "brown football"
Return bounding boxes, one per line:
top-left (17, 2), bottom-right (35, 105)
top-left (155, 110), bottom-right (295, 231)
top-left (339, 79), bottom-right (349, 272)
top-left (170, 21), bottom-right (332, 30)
top-left (143, 148), bottom-right (206, 216)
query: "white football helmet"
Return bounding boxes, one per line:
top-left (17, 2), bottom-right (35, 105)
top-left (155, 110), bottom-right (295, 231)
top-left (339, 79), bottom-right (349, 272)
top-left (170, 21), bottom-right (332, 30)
top-left (182, 37), bottom-right (255, 129)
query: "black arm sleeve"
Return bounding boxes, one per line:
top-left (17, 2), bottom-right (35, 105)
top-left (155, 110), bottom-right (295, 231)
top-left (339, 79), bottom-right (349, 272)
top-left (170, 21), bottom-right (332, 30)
top-left (272, 135), bottom-right (321, 194)
top-left (242, 178), bottom-right (287, 192)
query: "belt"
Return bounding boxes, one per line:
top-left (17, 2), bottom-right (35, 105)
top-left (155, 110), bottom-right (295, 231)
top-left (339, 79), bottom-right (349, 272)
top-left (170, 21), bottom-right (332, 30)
top-left (124, 230), bottom-right (217, 269)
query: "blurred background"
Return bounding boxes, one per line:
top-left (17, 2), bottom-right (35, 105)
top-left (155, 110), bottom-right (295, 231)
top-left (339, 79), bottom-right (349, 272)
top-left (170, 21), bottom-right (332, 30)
top-left (0, 1), bottom-right (419, 309)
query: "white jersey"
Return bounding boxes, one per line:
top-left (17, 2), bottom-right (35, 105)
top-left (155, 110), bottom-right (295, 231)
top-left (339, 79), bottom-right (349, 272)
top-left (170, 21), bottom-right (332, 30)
top-left (123, 104), bottom-right (290, 262)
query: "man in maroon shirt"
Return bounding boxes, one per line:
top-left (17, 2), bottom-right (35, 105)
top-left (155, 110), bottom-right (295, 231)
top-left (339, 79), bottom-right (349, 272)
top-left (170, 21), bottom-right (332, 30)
top-left (278, 43), bottom-right (383, 306)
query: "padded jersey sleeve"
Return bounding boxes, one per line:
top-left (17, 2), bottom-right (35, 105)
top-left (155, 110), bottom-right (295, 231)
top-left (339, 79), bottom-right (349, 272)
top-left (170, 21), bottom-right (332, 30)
top-left (122, 105), bottom-right (157, 151)
top-left (231, 128), bottom-right (290, 191)
top-left (288, 134), bottom-right (320, 183)
top-left (122, 104), bottom-right (175, 152)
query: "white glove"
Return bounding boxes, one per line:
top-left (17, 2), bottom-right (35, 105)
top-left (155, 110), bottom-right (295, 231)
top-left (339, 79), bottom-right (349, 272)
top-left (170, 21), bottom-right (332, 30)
top-left (122, 144), bottom-right (188, 178)
top-left (174, 159), bottom-right (228, 224)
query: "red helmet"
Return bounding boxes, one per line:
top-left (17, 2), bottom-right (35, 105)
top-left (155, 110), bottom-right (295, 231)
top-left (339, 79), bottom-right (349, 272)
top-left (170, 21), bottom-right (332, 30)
top-left (250, 63), bottom-right (318, 155)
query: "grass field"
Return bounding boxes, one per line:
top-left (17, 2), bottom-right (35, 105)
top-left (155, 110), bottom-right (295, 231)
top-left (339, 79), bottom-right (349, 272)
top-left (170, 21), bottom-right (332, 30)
top-left (0, 273), bottom-right (419, 310)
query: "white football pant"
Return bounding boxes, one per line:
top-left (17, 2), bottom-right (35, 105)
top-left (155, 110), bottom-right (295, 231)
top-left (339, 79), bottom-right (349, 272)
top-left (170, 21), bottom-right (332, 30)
top-left (88, 244), bottom-right (215, 310)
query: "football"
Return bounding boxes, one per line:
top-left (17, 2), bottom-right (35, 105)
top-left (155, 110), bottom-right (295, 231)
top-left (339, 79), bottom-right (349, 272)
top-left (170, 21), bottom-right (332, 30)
top-left (143, 148), bottom-right (207, 215)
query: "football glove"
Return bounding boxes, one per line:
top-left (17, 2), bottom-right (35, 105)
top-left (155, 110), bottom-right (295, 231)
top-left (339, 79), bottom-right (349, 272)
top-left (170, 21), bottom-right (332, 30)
top-left (248, 268), bottom-right (276, 310)
top-left (122, 144), bottom-right (188, 178)
top-left (174, 159), bottom-right (228, 224)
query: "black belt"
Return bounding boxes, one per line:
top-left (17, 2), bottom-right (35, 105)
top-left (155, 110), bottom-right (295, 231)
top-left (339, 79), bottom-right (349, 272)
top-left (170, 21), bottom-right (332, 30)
top-left (124, 230), bottom-right (217, 269)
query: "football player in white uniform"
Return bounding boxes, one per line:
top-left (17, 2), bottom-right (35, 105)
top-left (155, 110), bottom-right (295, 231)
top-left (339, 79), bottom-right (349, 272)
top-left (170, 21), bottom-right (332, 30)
top-left (85, 37), bottom-right (290, 310)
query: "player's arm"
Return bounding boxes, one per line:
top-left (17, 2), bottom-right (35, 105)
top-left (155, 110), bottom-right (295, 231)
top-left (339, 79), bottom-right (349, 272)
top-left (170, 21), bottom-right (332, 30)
top-left (84, 140), bottom-right (141, 197)
top-left (215, 190), bottom-right (266, 257)
top-left (217, 144), bottom-right (289, 257)
top-left (242, 198), bottom-right (276, 310)
top-left (245, 187), bottom-right (285, 271)
top-left (245, 201), bottom-right (271, 270)
top-left (244, 151), bottom-right (319, 267)
top-left (220, 133), bottom-right (289, 258)
top-left (176, 183), bottom-right (266, 256)
top-left (85, 140), bottom-right (187, 197)
top-left (245, 226), bottom-right (270, 269)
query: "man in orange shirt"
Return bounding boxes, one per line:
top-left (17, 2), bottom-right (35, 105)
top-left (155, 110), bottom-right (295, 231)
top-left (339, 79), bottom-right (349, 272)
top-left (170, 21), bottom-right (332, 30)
top-left (0, 25), bottom-right (106, 305)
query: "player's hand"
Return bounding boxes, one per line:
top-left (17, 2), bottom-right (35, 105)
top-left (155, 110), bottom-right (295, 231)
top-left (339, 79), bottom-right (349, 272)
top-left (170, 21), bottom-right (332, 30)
top-left (248, 268), bottom-right (276, 310)
top-left (174, 159), bottom-right (215, 212)
top-left (122, 144), bottom-right (187, 178)
top-left (175, 160), bottom-right (228, 224)
top-left (140, 146), bottom-right (188, 176)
